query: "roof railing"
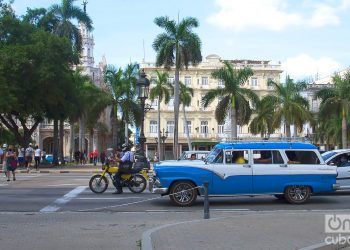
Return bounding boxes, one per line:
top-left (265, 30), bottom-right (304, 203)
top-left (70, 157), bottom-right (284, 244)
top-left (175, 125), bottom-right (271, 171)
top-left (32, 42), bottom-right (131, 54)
top-left (222, 136), bottom-right (310, 143)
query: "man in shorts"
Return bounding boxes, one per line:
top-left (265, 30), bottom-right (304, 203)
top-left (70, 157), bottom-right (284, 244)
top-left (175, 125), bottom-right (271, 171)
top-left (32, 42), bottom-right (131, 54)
top-left (25, 143), bottom-right (34, 172)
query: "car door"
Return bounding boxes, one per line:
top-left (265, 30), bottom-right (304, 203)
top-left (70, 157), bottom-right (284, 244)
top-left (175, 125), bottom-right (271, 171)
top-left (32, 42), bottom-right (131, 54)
top-left (210, 149), bottom-right (253, 195)
top-left (328, 153), bottom-right (350, 180)
top-left (251, 150), bottom-right (286, 193)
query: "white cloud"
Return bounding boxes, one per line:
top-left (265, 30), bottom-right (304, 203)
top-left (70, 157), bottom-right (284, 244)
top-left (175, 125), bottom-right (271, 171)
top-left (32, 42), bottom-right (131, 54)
top-left (282, 54), bottom-right (342, 81)
top-left (207, 0), bottom-right (350, 31)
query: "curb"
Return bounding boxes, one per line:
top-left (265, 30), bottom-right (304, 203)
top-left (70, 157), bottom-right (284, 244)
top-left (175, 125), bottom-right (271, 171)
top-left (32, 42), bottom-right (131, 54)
top-left (0, 170), bottom-right (99, 174)
top-left (299, 241), bottom-right (350, 250)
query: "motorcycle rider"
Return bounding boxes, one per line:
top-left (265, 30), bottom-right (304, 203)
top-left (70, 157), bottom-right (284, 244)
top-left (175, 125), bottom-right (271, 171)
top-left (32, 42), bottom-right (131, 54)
top-left (112, 143), bottom-right (134, 194)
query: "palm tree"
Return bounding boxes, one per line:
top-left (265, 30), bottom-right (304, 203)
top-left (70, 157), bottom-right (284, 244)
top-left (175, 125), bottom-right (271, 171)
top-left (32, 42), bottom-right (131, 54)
top-left (249, 97), bottom-right (276, 138)
top-left (179, 82), bottom-right (194, 150)
top-left (49, 0), bottom-right (92, 54)
top-left (104, 65), bottom-right (141, 148)
top-left (316, 72), bottom-right (350, 148)
top-left (153, 16), bottom-right (202, 159)
top-left (149, 70), bottom-right (172, 161)
top-left (202, 61), bottom-right (259, 140)
top-left (264, 76), bottom-right (312, 138)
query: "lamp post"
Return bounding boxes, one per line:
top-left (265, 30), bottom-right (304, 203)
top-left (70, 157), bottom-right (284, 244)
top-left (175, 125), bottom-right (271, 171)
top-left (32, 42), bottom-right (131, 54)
top-left (137, 69), bottom-right (150, 155)
top-left (155, 128), bottom-right (168, 160)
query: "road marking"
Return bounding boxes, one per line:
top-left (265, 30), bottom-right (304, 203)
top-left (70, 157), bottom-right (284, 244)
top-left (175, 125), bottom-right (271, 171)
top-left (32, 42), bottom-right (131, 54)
top-left (40, 186), bottom-right (87, 212)
top-left (77, 197), bottom-right (142, 200)
top-left (46, 184), bottom-right (82, 187)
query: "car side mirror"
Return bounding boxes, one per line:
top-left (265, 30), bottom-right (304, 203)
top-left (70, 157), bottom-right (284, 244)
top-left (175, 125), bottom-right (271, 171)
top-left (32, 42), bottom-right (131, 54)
top-left (329, 162), bottom-right (335, 166)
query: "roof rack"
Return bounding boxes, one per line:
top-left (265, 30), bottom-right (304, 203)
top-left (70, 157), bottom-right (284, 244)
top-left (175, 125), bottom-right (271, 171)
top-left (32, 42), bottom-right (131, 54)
top-left (222, 137), bottom-right (311, 143)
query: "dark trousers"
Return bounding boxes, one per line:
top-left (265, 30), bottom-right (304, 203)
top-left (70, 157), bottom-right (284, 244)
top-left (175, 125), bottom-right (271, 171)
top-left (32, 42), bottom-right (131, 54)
top-left (34, 157), bottom-right (40, 169)
top-left (113, 164), bottom-right (132, 189)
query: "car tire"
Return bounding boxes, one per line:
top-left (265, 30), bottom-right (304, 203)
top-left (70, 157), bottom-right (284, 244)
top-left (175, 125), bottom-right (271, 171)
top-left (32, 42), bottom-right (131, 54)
top-left (284, 185), bottom-right (311, 204)
top-left (169, 181), bottom-right (197, 206)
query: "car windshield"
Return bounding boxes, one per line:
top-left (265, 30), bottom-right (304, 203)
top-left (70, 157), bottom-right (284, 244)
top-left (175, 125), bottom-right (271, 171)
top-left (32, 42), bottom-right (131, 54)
top-left (321, 151), bottom-right (337, 161)
top-left (206, 147), bottom-right (222, 163)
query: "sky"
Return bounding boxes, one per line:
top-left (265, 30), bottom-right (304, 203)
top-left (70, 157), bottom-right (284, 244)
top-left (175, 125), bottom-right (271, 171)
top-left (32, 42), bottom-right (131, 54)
top-left (11, 0), bottom-right (350, 81)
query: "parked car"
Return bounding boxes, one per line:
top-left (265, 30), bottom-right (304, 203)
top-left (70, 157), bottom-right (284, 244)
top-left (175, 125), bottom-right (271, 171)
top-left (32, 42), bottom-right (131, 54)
top-left (322, 149), bottom-right (350, 180)
top-left (149, 141), bottom-right (338, 206)
top-left (178, 150), bottom-right (210, 161)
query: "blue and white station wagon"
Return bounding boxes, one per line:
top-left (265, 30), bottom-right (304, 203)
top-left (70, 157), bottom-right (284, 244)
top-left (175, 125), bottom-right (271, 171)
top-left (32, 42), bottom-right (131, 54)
top-left (149, 141), bottom-right (338, 206)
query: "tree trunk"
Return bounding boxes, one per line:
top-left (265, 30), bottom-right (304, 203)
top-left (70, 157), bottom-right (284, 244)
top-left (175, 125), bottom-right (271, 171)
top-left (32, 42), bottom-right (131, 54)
top-left (70, 122), bottom-right (75, 162)
top-left (111, 107), bottom-right (118, 149)
top-left (79, 116), bottom-right (86, 152)
top-left (285, 122), bottom-right (291, 138)
top-left (173, 68), bottom-right (180, 159)
top-left (183, 105), bottom-right (192, 151)
top-left (231, 106), bottom-right (237, 140)
top-left (53, 119), bottom-right (59, 165)
top-left (124, 121), bottom-right (128, 144)
top-left (157, 96), bottom-right (162, 161)
top-left (293, 123), bottom-right (297, 138)
top-left (59, 119), bottom-right (65, 164)
top-left (342, 114), bottom-right (347, 149)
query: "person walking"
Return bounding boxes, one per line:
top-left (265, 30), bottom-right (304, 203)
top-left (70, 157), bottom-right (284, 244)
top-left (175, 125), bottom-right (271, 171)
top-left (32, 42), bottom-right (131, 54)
top-left (100, 151), bottom-right (106, 165)
top-left (92, 149), bottom-right (98, 166)
top-left (17, 147), bottom-right (25, 168)
top-left (25, 143), bottom-right (34, 172)
top-left (34, 146), bottom-right (41, 170)
top-left (5, 145), bottom-right (17, 181)
top-left (2, 144), bottom-right (7, 179)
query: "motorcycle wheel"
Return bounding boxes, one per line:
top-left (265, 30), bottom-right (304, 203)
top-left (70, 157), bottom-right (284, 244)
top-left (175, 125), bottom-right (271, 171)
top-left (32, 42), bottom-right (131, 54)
top-left (89, 174), bottom-right (109, 194)
top-left (128, 174), bottom-right (147, 193)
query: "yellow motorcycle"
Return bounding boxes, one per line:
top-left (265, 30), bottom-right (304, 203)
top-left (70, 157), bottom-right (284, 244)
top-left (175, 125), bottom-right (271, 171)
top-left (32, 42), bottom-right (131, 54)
top-left (89, 163), bottom-right (148, 194)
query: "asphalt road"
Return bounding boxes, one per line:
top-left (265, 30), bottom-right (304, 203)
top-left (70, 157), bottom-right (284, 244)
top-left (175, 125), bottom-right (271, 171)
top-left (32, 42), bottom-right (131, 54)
top-left (1, 173), bottom-right (350, 213)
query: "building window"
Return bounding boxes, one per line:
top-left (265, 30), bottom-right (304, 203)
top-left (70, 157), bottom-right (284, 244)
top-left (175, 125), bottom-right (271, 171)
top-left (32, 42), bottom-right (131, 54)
top-left (201, 76), bottom-right (208, 85)
top-left (151, 76), bottom-right (157, 84)
top-left (168, 77), bottom-right (174, 84)
top-left (167, 121), bottom-right (174, 133)
top-left (87, 48), bottom-right (90, 57)
top-left (200, 95), bottom-right (207, 110)
top-left (218, 124), bottom-right (224, 134)
top-left (168, 97), bottom-right (174, 107)
top-left (200, 121), bottom-right (208, 134)
top-left (150, 121), bottom-right (158, 133)
top-left (184, 76), bottom-right (191, 86)
top-left (151, 99), bottom-right (158, 108)
top-left (251, 77), bottom-right (258, 86)
top-left (184, 121), bottom-right (192, 134)
top-left (267, 78), bottom-right (273, 86)
top-left (218, 79), bottom-right (224, 87)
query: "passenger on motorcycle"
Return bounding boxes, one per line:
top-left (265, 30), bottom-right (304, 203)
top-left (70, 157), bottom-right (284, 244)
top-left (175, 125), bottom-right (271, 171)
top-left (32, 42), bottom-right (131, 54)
top-left (112, 143), bottom-right (134, 194)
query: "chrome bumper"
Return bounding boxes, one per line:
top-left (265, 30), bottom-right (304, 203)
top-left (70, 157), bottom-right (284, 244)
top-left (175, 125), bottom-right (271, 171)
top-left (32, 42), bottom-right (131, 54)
top-left (333, 184), bottom-right (341, 190)
top-left (149, 176), bottom-right (168, 194)
top-left (152, 187), bottom-right (169, 194)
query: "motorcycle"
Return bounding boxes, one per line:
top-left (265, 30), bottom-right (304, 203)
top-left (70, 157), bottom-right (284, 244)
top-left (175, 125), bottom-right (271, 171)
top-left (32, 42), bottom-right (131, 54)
top-left (89, 163), bottom-right (148, 194)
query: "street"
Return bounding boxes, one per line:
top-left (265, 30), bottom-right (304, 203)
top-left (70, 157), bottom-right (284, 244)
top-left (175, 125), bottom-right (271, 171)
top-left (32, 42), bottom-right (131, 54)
top-left (2, 173), bottom-right (350, 250)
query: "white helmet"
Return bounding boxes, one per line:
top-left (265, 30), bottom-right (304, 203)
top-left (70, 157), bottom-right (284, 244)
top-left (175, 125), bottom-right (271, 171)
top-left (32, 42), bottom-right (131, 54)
top-left (2, 144), bottom-right (7, 148)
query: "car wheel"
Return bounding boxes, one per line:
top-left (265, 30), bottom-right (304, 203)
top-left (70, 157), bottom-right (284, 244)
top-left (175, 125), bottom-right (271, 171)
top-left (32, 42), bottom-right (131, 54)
top-left (169, 181), bottom-right (197, 206)
top-left (284, 186), bottom-right (311, 204)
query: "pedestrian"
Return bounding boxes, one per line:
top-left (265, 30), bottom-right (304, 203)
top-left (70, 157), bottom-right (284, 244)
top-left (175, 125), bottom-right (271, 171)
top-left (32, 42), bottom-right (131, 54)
top-left (0, 146), bottom-right (3, 166)
top-left (41, 150), bottom-right (46, 163)
top-left (93, 149), bottom-right (98, 166)
top-left (100, 151), bottom-right (106, 165)
top-left (25, 143), bottom-right (34, 172)
top-left (5, 145), bottom-right (17, 181)
top-left (17, 147), bottom-right (25, 168)
top-left (153, 152), bottom-right (158, 162)
top-left (34, 145), bottom-right (41, 170)
top-left (2, 144), bottom-right (7, 179)
top-left (74, 150), bottom-right (80, 164)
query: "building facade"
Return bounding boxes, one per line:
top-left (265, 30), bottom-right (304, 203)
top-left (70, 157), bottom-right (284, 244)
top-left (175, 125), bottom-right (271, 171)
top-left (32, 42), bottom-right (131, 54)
top-left (141, 54), bottom-right (283, 160)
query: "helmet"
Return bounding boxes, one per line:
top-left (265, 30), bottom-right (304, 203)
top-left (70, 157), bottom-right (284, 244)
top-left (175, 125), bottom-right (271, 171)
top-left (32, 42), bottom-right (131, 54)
top-left (122, 143), bottom-right (130, 152)
top-left (2, 143), bottom-right (7, 148)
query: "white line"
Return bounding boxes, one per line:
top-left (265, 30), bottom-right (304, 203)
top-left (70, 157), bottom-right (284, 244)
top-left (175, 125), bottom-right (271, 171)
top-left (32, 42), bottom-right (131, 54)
top-left (40, 186), bottom-right (87, 212)
top-left (46, 184), bottom-right (80, 187)
top-left (212, 209), bottom-right (250, 211)
top-left (76, 197), bottom-right (142, 200)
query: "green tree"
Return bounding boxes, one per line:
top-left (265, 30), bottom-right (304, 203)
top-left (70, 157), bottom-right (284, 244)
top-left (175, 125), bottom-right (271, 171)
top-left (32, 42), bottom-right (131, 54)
top-left (316, 72), bottom-right (350, 148)
top-left (179, 82), bottom-right (194, 150)
top-left (149, 70), bottom-right (172, 160)
top-left (0, 15), bottom-right (75, 149)
top-left (153, 16), bottom-right (202, 158)
top-left (249, 97), bottom-right (275, 138)
top-left (264, 76), bottom-right (312, 138)
top-left (202, 61), bottom-right (259, 140)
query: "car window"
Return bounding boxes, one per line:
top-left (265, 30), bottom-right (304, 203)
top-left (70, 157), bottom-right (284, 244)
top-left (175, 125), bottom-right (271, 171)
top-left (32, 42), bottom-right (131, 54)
top-left (322, 151), bottom-right (337, 161)
top-left (253, 150), bottom-right (284, 164)
top-left (224, 150), bottom-right (248, 164)
top-left (330, 153), bottom-right (350, 167)
top-left (285, 150), bottom-right (320, 164)
top-left (207, 148), bottom-right (222, 163)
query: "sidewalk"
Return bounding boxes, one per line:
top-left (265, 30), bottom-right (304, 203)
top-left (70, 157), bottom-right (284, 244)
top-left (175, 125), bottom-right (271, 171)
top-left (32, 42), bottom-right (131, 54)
top-left (144, 211), bottom-right (350, 250)
top-left (0, 163), bottom-right (101, 174)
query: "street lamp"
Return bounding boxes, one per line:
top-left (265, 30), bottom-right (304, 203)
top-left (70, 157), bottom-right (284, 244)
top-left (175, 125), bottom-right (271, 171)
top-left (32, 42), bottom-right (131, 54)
top-left (137, 69), bottom-right (150, 155)
top-left (154, 128), bottom-right (168, 160)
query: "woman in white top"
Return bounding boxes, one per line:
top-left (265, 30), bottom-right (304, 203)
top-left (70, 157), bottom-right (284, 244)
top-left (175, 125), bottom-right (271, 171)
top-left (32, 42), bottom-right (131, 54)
top-left (34, 146), bottom-right (41, 170)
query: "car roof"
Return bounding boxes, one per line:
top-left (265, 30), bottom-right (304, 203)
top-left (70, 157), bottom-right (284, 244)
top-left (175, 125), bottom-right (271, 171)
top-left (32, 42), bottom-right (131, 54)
top-left (183, 150), bottom-right (210, 153)
top-left (215, 141), bottom-right (317, 150)
top-left (324, 149), bottom-right (350, 154)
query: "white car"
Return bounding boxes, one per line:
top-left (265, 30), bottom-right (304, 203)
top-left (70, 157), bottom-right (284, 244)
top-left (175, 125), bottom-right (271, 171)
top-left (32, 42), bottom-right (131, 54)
top-left (322, 149), bottom-right (350, 180)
